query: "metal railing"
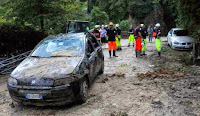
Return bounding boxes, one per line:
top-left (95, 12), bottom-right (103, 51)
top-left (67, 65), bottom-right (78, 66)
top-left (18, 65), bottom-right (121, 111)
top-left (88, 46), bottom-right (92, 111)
top-left (0, 51), bottom-right (31, 75)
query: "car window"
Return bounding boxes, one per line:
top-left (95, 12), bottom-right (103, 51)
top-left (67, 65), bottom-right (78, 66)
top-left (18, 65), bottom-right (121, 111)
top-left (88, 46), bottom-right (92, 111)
top-left (170, 30), bottom-right (173, 35)
top-left (90, 35), bottom-right (100, 48)
top-left (174, 30), bottom-right (188, 36)
top-left (31, 36), bottom-right (84, 57)
top-left (87, 40), bottom-right (94, 54)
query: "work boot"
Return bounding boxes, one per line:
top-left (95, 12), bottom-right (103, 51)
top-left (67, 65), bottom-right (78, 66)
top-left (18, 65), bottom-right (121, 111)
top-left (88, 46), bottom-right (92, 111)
top-left (109, 51), bottom-right (112, 58)
top-left (133, 44), bottom-right (135, 47)
top-left (120, 47), bottom-right (122, 51)
top-left (128, 43), bottom-right (130, 47)
top-left (158, 52), bottom-right (161, 57)
top-left (142, 51), bottom-right (147, 55)
top-left (113, 50), bottom-right (118, 57)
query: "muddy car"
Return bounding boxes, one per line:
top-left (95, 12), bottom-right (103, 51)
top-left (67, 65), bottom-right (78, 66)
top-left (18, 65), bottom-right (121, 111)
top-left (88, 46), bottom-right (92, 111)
top-left (7, 32), bottom-right (104, 106)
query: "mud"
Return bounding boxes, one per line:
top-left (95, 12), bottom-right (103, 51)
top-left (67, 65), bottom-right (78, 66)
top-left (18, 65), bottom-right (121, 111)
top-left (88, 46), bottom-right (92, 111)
top-left (0, 38), bottom-right (200, 116)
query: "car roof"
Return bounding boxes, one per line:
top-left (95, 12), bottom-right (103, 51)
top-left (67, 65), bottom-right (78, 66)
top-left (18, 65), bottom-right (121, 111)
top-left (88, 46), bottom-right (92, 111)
top-left (172, 28), bottom-right (185, 31)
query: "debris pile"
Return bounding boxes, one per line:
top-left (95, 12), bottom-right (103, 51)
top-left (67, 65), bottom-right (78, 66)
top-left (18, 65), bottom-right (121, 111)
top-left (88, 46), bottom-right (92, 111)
top-left (137, 69), bottom-right (185, 80)
top-left (110, 111), bottom-right (128, 116)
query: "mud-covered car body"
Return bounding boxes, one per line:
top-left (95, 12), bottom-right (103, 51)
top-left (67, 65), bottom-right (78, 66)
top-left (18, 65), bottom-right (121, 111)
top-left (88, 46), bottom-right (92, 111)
top-left (7, 32), bottom-right (104, 106)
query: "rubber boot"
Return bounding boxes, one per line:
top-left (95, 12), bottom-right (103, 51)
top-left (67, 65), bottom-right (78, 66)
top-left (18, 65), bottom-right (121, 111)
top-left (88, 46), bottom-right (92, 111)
top-left (135, 50), bottom-right (138, 57)
top-left (113, 50), bottom-right (118, 57)
top-left (158, 52), bottom-right (161, 57)
top-left (142, 51), bottom-right (146, 55)
top-left (109, 51), bottom-right (112, 58)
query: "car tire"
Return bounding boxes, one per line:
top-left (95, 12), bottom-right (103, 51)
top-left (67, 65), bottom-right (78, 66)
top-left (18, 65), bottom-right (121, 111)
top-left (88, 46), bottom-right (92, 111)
top-left (99, 61), bottom-right (104, 74)
top-left (99, 59), bottom-right (104, 75)
top-left (78, 78), bottom-right (89, 103)
top-left (167, 38), bottom-right (170, 46)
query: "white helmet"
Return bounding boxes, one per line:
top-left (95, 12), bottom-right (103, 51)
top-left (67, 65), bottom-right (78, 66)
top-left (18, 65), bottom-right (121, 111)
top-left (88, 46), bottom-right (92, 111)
top-left (95, 25), bottom-right (98, 28)
top-left (155, 23), bottom-right (161, 27)
top-left (116, 24), bottom-right (119, 27)
top-left (140, 24), bottom-right (144, 27)
top-left (102, 25), bottom-right (105, 27)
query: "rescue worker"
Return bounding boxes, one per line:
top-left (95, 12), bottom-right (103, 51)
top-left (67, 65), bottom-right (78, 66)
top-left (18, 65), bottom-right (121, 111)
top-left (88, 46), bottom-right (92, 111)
top-left (154, 23), bottom-right (162, 57)
top-left (147, 25), bottom-right (153, 42)
top-left (135, 24), bottom-right (144, 57)
top-left (141, 24), bottom-right (147, 55)
top-left (128, 25), bottom-right (135, 47)
top-left (100, 25), bottom-right (107, 44)
top-left (107, 22), bottom-right (118, 58)
top-left (93, 25), bottom-right (101, 43)
top-left (115, 24), bottom-right (122, 51)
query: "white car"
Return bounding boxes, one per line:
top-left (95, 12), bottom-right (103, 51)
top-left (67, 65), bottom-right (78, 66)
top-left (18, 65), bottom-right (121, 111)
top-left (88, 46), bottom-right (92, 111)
top-left (167, 28), bottom-right (195, 50)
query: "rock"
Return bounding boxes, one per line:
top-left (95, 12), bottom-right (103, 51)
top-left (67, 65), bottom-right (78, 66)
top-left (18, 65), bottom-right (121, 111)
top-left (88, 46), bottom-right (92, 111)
top-left (9, 102), bottom-right (15, 108)
top-left (152, 99), bottom-right (163, 108)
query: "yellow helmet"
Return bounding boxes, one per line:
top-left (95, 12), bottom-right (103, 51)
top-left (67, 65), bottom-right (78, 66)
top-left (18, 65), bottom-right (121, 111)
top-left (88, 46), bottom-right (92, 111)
top-left (109, 22), bottom-right (114, 26)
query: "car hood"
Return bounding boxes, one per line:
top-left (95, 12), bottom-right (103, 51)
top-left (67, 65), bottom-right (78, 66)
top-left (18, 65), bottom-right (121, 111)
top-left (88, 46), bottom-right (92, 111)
top-left (173, 36), bottom-right (195, 42)
top-left (11, 57), bottom-right (82, 79)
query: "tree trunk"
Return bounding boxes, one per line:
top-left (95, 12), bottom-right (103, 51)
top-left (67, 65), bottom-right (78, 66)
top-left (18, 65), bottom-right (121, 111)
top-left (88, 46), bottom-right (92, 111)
top-left (40, 16), bottom-right (44, 32)
top-left (37, 0), bottom-right (44, 32)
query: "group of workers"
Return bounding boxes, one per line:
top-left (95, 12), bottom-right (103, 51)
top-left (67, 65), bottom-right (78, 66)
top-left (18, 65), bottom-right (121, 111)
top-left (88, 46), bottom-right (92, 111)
top-left (92, 22), bottom-right (162, 58)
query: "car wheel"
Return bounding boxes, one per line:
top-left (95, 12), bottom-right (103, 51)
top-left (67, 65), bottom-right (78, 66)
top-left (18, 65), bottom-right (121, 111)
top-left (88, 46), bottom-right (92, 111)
top-left (167, 38), bottom-right (170, 46)
top-left (78, 78), bottom-right (89, 103)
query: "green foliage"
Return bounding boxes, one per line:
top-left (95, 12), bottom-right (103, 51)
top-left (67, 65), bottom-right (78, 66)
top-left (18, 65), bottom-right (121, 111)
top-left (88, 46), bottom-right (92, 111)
top-left (95, 0), bottom-right (154, 23)
top-left (95, 0), bottom-right (128, 22)
top-left (128, 0), bottom-right (154, 19)
top-left (119, 20), bottom-right (129, 31)
top-left (90, 6), bottom-right (109, 25)
top-left (0, 0), bottom-right (86, 34)
top-left (162, 0), bottom-right (200, 41)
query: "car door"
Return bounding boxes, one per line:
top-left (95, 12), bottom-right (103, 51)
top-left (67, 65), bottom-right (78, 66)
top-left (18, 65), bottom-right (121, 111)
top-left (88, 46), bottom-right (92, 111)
top-left (168, 29), bottom-right (173, 45)
top-left (89, 35), bottom-right (102, 75)
top-left (86, 39), bottom-right (97, 81)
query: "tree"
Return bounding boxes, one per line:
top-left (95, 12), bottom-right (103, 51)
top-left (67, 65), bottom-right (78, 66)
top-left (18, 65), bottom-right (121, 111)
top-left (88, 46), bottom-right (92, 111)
top-left (90, 6), bottom-right (109, 25)
top-left (0, 0), bottom-right (85, 33)
top-left (162, 0), bottom-right (200, 40)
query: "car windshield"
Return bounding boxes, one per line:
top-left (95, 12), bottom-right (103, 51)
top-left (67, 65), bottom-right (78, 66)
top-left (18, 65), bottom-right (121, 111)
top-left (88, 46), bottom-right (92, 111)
top-left (174, 30), bottom-right (188, 36)
top-left (31, 36), bottom-right (84, 57)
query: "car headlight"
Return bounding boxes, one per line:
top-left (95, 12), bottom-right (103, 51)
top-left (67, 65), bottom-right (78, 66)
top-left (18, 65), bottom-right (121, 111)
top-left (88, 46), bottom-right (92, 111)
top-left (8, 78), bottom-right (18, 87)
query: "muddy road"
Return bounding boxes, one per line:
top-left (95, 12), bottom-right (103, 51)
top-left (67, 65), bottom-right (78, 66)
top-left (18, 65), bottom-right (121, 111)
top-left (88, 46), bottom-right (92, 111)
top-left (0, 38), bottom-right (200, 116)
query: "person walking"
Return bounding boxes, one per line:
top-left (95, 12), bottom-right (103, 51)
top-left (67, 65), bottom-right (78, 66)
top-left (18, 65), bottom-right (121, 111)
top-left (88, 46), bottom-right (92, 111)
top-left (100, 25), bottom-right (107, 44)
top-left (141, 24), bottom-right (147, 55)
top-left (128, 25), bottom-right (135, 47)
top-left (93, 25), bottom-right (101, 43)
top-left (147, 25), bottom-right (153, 42)
top-left (115, 24), bottom-right (122, 51)
top-left (135, 24), bottom-right (144, 57)
top-left (107, 22), bottom-right (118, 58)
top-left (154, 23), bottom-right (162, 57)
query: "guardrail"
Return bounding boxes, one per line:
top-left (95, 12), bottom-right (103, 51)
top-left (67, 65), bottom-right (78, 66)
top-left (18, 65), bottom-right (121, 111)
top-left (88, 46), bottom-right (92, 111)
top-left (0, 51), bottom-right (31, 75)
